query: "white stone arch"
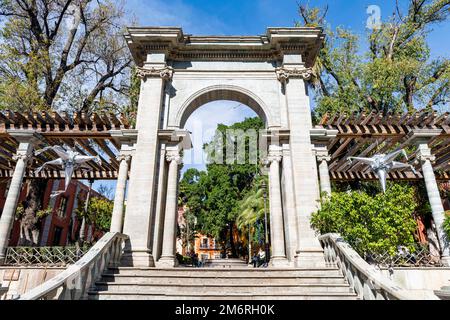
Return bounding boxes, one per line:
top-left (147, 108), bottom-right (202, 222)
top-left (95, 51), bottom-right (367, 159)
top-left (174, 84), bottom-right (273, 129)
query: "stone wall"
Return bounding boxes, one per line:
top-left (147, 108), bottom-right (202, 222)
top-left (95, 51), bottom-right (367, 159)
top-left (0, 267), bottom-right (65, 300)
top-left (381, 268), bottom-right (450, 300)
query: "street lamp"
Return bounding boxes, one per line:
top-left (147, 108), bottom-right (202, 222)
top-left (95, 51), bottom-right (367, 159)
top-left (261, 180), bottom-right (269, 265)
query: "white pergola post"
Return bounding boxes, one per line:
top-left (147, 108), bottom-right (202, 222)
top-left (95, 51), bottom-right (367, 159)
top-left (315, 147), bottom-right (332, 197)
top-left (110, 155), bottom-right (131, 233)
top-left (417, 142), bottom-right (450, 266)
top-left (267, 145), bottom-right (289, 267)
top-left (158, 146), bottom-right (182, 268)
top-left (109, 130), bottom-right (137, 235)
top-left (0, 131), bottom-right (36, 264)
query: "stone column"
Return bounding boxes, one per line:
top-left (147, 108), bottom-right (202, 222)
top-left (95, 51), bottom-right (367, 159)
top-left (121, 58), bottom-right (173, 267)
top-left (0, 133), bottom-right (35, 264)
top-left (110, 155), bottom-right (131, 233)
top-left (158, 147), bottom-right (182, 267)
top-left (417, 143), bottom-right (450, 266)
top-left (266, 146), bottom-right (288, 267)
top-left (316, 148), bottom-right (332, 197)
top-left (277, 64), bottom-right (325, 268)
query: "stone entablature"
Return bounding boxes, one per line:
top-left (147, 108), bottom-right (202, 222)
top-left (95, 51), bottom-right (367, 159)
top-left (124, 27), bottom-right (325, 67)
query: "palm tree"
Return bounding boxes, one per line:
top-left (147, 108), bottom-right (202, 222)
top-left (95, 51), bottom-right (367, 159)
top-left (237, 177), bottom-right (269, 261)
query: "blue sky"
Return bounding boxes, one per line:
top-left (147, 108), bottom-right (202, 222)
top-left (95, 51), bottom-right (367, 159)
top-left (92, 0), bottom-right (450, 196)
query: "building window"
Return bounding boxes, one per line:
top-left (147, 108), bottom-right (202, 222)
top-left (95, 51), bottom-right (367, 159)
top-left (57, 197), bottom-right (68, 218)
top-left (201, 238), bottom-right (209, 249)
top-left (53, 227), bottom-right (63, 246)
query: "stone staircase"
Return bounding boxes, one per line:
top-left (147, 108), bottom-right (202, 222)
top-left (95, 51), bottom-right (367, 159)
top-left (88, 267), bottom-right (358, 300)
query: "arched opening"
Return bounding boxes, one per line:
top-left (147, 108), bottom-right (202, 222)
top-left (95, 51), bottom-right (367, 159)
top-left (175, 89), bottom-right (271, 268)
top-left (176, 85), bottom-right (271, 129)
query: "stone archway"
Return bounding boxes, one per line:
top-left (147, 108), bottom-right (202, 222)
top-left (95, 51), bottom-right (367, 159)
top-left (121, 27), bottom-right (326, 269)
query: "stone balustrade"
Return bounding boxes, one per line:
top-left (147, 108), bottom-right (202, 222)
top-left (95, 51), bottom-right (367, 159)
top-left (17, 232), bottom-right (128, 300)
top-left (319, 234), bottom-right (417, 300)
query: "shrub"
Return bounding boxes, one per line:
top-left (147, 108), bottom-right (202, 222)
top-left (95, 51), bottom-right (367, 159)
top-left (444, 212), bottom-right (450, 240)
top-left (311, 184), bottom-right (418, 256)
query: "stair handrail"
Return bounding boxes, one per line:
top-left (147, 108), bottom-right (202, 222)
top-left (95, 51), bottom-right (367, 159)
top-left (319, 233), bottom-right (416, 300)
top-left (17, 232), bottom-right (128, 300)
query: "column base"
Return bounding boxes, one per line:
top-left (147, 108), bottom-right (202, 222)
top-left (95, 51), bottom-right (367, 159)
top-left (441, 256), bottom-right (450, 267)
top-left (156, 256), bottom-right (179, 268)
top-left (270, 256), bottom-right (290, 268)
top-left (294, 248), bottom-right (326, 269)
top-left (121, 249), bottom-right (155, 267)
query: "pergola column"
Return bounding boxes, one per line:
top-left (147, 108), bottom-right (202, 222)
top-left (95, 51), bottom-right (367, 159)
top-left (266, 145), bottom-right (288, 267)
top-left (0, 131), bottom-right (36, 264)
top-left (315, 147), bottom-right (332, 197)
top-left (110, 130), bottom-right (138, 234)
top-left (417, 143), bottom-right (450, 266)
top-left (158, 147), bottom-right (182, 268)
top-left (110, 155), bottom-right (131, 233)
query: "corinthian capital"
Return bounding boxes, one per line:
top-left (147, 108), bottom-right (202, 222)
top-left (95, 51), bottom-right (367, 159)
top-left (417, 144), bottom-right (436, 163)
top-left (166, 150), bottom-right (182, 165)
top-left (13, 153), bottom-right (31, 162)
top-left (275, 67), bottom-right (314, 83)
top-left (264, 147), bottom-right (283, 165)
top-left (137, 66), bottom-right (174, 81)
top-left (117, 154), bottom-right (132, 163)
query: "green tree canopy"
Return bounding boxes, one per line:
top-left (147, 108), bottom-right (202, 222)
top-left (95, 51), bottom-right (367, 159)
top-left (179, 117), bottom-right (265, 253)
top-left (0, 0), bottom-right (135, 114)
top-left (297, 0), bottom-right (450, 118)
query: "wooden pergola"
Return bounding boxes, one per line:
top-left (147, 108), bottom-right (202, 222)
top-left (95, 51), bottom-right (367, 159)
top-left (0, 109), bottom-right (449, 182)
top-left (315, 109), bottom-right (450, 182)
top-left (0, 110), bottom-right (132, 180)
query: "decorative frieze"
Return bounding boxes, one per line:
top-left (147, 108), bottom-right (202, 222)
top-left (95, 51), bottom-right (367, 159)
top-left (137, 66), bottom-right (174, 81)
top-left (275, 67), bottom-right (314, 83)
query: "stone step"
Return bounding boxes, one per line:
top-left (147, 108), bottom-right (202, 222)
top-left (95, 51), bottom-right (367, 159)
top-left (93, 283), bottom-right (354, 295)
top-left (99, 275), bottom-right (347, 286)
top-left (89, 292), bottom-right (358, 301)
top-left (106, 268), bottom-right (343, 278)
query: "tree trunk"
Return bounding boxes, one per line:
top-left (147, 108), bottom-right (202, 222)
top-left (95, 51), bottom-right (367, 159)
top-left (19, 180), bottom-right (48, 246)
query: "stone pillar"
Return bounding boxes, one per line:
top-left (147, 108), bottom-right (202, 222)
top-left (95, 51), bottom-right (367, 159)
top-left (277, 64), bottom-right (325, 268)
top-left (0, 132), bottom-right (35, 264)
top-left (158, 147), bottom-right (182, 268)
top-left (266, 146), bottom-right (288, 267)
top-left (417, 143), bottom-right (450, 266)
top-left (152, 144), bottom-right (168, 261)
top-left (121, 58), bottom-right (173, 267)
top-left (110, 155), bottom-right (131, 233)
top-left (315, 148), bottom-right (332, 197)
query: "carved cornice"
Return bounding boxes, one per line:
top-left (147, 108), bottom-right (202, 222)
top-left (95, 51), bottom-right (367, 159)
top-left (275, 67), bottom-right (314, 83)
top-left (137, 66), bottom-right (174, 81)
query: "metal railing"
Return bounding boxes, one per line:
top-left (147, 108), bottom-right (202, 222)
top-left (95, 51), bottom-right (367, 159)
top-left (319, 234), bottom-right (417, 300)
top-left (366, 245), bottom-right (443, 268)
top-left (17, 232), bottom-right (128, 300)
top-left (4, 246), bottom-right (91, 267)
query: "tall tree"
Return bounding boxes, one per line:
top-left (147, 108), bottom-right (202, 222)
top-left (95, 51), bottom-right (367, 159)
top-left (179, 117), bottom-right (265, 257)
top-left (0, 0), bottom-right (133, 113)
top-left (297, 0), bottom-right (450, 118)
